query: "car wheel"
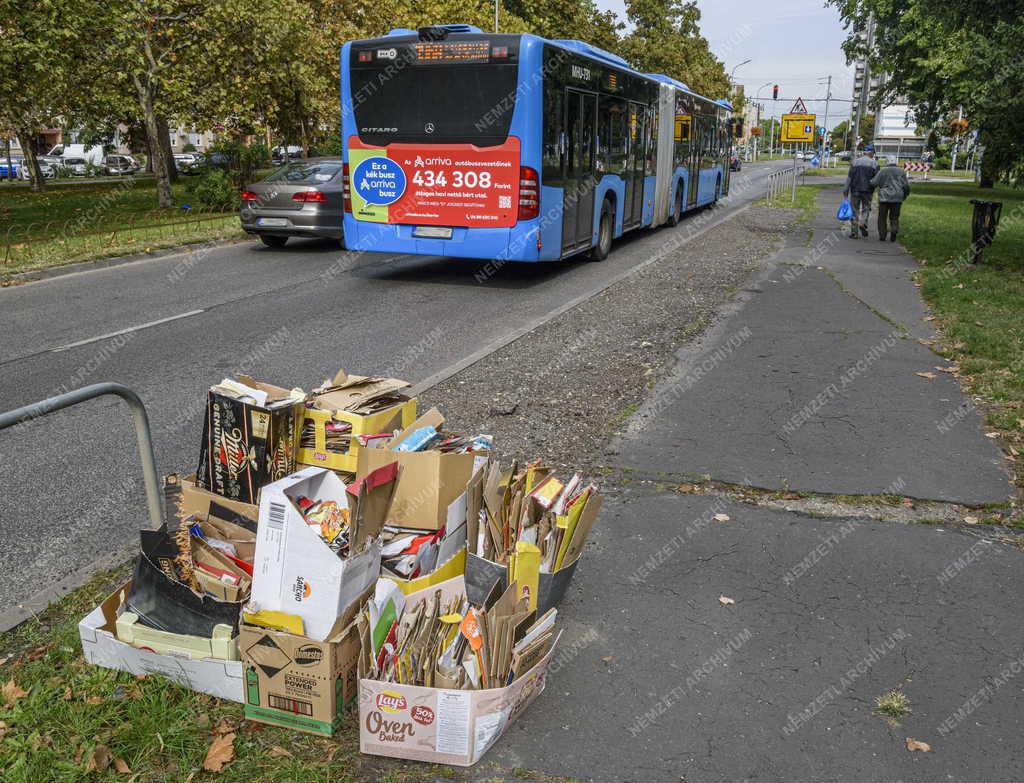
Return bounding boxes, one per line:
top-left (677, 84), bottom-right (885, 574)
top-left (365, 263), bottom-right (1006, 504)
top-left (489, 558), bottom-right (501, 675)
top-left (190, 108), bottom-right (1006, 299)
top-left (259, 235), bottom-right (288, 248)
top-left (589, 200), bottom-right (613, 261)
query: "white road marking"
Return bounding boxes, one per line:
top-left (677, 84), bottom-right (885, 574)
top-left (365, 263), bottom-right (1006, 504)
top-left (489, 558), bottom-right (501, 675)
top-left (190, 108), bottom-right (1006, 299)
top-left (49, 309), bottom-right (204, 352)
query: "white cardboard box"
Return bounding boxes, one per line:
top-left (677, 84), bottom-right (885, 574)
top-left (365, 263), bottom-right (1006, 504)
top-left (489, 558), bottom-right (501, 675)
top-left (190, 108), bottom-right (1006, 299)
top-left (78, 582), bottom-right (244, 703)
top-left (252, 466), bottom-right (382, 641)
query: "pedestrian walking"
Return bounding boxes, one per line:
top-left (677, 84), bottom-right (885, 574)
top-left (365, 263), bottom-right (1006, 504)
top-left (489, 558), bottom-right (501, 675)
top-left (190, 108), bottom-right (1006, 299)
top-left (842, 144), bottom-right (879, 239)
top-left (870, 157), bottom-right (911, 241)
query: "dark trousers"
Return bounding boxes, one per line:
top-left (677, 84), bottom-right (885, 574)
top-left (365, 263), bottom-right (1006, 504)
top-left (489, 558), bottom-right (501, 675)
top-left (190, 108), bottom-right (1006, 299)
top-left (878, 201), bottom-right (902, 237)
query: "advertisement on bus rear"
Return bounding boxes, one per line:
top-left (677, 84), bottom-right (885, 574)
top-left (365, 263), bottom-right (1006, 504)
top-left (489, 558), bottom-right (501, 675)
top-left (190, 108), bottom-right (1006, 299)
top-left (348, 137), bottom-right (520, 228)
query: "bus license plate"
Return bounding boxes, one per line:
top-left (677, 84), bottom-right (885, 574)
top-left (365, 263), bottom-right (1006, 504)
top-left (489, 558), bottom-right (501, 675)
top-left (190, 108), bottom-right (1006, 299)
top-left (412, 226), bottom-right (453, 239)
top-left (257, 218), bottom-right (289, 227)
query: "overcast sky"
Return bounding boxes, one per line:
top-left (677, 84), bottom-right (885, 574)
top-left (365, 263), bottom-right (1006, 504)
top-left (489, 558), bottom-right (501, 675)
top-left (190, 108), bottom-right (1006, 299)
top-left (595, 0), bottom-right (855, 130)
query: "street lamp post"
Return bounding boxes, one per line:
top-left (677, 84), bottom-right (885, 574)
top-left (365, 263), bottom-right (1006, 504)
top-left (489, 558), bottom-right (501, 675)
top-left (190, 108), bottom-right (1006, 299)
top-left (729, 59), bottom-right (752, 83)
top-left (754, 81), bottom-right (772, 161)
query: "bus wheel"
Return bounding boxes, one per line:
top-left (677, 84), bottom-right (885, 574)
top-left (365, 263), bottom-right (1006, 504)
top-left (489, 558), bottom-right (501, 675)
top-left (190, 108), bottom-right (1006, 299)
top-left (589, 200), bottom-right (613, 261)
top-left (668, 185), bottom-right (682, 226)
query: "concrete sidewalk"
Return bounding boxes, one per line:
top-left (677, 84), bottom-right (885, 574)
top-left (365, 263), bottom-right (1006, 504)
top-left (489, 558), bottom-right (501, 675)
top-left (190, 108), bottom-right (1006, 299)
top-left (612, 185), bottom-right (1011, 505)
top-left (491, 488), bottom-right (1024, 783)
top-left (484, 189), bottom-right (1023, 783)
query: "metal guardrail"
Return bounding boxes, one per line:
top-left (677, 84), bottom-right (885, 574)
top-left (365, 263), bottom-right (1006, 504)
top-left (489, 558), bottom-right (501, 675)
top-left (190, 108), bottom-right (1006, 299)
top-left (2, 205), bottom-right (237, 266)
top-left (0, 383), bottom-right (163, 530)
top-left (766, 162), bottom-right (805, 204)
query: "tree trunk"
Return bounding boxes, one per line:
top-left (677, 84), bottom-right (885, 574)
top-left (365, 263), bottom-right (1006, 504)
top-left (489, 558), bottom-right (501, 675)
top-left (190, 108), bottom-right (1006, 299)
top-left (134, 78), bottom-right (174, 208)
top-left (157, 115), bottom-right (178, 183)
top-left (978, 129), bottom-right (995, 189)
top-left (15, 130), bottom-right (45, 193)
top-left (4, 138), bottom-right (12, 183)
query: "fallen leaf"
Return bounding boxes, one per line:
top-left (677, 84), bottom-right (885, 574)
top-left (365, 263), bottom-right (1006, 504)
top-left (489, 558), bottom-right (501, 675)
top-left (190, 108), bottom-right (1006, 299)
top-left (915, 372), bottom-right (937, 380)
top-left (113, 757), bottom-right (131, 774)
top-left (27, 645), bottom-right (49, 662)
top-left (203, 732), bottom-right (236, 772)
top-left (85, 745), bottom-right (112, 772)
top-left (677, 483), bottom-right (699, 494)
top-left (601, 655), bottom-right (614, 663)
top-left (63, 687), bottom-right (72, 701)
top-left (781, 492), bottom-right (800, 500)
top-left (74, 746), bottom-right (84, 765)
top-left (0, 721), bottom-right (8, 740)
top-left (268, 746), bottom-right (293, 759)
top-left (963, 516), bottom-right (979, 525)
top-left (905, 737), bottom-right (931, 752)
top-left (85, 695), bottom-right (104, 705)
top-left (325, 744), bottom-right (341, 762)
top-left (713, 513), bottom-right (731, 522)
top-left (923, 315), bottom-right (936, 322)
top-left (901, 498), bottom-right (915, 508)
top-left (935, 366), bottom-right (957, 374)
top-left (1, 679), bottom-right (28, 708)
top-left (954, 283), bottom-right (964, 289)
top-left (975, 321), bottom-right (983, 326)
top-left (985, 432), bottom-right (998, 439)
top-left (719, 595), bottom-right (735, 606)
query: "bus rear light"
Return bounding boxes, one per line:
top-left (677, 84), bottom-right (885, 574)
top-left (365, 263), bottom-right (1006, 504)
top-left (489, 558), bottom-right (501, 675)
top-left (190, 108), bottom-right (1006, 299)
top-left (292, 190), bottom-right (327, 203)
top-left (240, 190), bottom-right (258, 202)
top-left (342, 163), bottom-right (352, 213)
top-left (518, 166), bottom-right (539, 220)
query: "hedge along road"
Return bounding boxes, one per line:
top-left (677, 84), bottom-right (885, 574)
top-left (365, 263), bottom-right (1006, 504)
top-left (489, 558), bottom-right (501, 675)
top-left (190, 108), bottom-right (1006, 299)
top-left (0, 161), bottom-right (785, 630)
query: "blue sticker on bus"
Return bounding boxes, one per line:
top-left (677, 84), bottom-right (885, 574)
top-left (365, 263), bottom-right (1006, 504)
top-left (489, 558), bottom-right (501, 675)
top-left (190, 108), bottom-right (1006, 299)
top-left (353, 157), bottom-right (406, 206)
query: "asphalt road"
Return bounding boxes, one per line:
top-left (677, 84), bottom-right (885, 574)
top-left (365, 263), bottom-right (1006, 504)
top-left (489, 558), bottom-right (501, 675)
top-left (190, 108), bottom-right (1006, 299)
top-left (0, 162), bottom-right (781, 627)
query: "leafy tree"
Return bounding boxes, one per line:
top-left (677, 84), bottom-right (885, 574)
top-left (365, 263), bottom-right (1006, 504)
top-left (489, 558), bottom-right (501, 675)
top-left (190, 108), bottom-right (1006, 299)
top-left (618, 0), bottom-right (729, 98)
top-left (829, 0), bottom-right (1024, 186)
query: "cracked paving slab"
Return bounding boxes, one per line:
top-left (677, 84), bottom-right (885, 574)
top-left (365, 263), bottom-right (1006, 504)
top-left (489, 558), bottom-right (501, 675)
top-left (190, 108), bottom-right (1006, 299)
top-left (487, 486), bottom-right (1024, 783)
top-left (610, 260), bottom-right (1012, 505)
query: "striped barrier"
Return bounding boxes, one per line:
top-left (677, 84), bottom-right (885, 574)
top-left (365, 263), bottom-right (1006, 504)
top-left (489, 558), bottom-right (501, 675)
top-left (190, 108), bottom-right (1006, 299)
top-left (903, 162), bottom-right (932, 172)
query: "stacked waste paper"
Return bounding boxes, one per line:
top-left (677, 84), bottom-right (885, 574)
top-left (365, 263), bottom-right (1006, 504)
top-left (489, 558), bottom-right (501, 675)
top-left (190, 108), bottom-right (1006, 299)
top-left (77, 368), bottom-right (602, 765)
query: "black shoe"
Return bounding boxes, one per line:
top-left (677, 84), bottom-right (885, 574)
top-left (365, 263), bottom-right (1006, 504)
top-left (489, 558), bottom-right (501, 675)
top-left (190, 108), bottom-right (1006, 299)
top-left (879, 235), bottom-right (886, 241)
top-left (890, 233), bottom-right (897, 242)
top-left (860, 224), bottom-right (869, 237)
top-left (850, 232), bottom-right (859, 239)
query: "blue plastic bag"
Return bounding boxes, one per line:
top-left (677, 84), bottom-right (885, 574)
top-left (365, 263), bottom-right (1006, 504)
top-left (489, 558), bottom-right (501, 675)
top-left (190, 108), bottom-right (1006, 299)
top-left (836, 198), bottom-right (853, 221)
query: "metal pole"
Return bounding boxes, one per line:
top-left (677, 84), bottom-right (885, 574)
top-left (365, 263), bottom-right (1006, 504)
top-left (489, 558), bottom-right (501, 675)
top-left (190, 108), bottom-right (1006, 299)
top-left (0, 382), bottom-right (164, 531)
top-left (494, 0), bottom-right (499, 32)
top-left (820, 75), bottom-right (832, 162)
top-left (792, 154), bottom-right (798, 201)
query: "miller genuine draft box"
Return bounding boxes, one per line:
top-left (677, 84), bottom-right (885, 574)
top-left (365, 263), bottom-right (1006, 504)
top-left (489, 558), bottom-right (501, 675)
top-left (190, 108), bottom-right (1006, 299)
top-left (196, 375), bottom-right (305, 505)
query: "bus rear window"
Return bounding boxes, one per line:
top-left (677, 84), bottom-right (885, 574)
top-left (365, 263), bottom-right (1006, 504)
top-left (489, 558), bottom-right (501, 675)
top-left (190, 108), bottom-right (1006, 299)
top-left (349, 60), bottom-right (518, 147)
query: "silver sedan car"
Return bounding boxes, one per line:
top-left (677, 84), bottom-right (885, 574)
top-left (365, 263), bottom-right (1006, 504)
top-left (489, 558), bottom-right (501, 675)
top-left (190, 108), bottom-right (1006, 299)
top-left (240, 159), bottom-right (344, 248)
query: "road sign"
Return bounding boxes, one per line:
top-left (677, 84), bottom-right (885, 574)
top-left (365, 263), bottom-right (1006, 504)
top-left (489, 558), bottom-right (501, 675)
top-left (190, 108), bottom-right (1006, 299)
top-left (780, 113), bottom-right (816, 142)
top-left (789, 97), bottom-right (808, 113)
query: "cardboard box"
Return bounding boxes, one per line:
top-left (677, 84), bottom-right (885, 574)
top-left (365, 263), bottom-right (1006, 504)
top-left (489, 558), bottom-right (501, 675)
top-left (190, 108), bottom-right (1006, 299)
top-left (297, 373), bottom-right (417, 474)
top-left (356, 407), bottom-right (486, 531)
top-left (358, 602), bottom-right (557, 766)
top-left (240, 584), bottom-right (369, 736)
top-left (196, 376), bottom-right (304, 505)
top-left (79, 582), bottom-right (244, 703)
top-left (465, 553), bottom-right (580, 615)
top-left (251, 467), bottom-right (386, 641)
top-left (179, 472), bottom-right (259, 524)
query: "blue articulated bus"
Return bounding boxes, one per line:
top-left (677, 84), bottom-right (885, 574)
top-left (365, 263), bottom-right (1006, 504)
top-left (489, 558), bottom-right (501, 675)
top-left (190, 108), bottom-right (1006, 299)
top-left (340, 23), bottom-right (734, 262)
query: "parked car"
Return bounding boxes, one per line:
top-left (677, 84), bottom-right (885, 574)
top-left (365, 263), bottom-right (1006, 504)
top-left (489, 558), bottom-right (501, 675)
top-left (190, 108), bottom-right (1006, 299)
top-left (837, 150), bottom-right (853, 161)
top-left (173, 152), bottom-right (206, 175)
top-left (729, 153), bottom-right (741, 171)
top-left (58, 157), bottom-right (91, 176)
top-left (272, 145), bottom-right (304, 165)
top-left (43, 142), bottom-right (105, 167)
top-left (0, 157), bottom-right (21, 180)
top-left (239, 159), bottom-right (344, 247)
top-left (104, 154), bottom-right (140, 176)
top-left (13, 159), bottom-right (56, 180)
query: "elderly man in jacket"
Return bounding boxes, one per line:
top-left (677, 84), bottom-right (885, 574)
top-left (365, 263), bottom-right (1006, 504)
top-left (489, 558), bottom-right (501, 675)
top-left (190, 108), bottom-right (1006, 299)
top-left (842, 145), bottom-right (879, 239)
top-left (870, 158), bottom-right (912, 241)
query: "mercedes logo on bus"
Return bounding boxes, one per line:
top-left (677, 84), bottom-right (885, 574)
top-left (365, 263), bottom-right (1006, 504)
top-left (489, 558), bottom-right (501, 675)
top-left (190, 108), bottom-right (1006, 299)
top-left (424, 122), bottom-right (435, 134)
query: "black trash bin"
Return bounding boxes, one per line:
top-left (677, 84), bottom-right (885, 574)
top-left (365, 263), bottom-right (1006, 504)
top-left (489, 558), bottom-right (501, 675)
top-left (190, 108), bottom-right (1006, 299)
top-left (969, 199), bottom-right (1003, 263)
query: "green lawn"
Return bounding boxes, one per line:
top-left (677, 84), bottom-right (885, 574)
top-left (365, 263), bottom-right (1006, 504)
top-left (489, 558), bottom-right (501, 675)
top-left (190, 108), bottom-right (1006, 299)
top-left (0, 176), bottom-right (253, 277)
top-left (755, 182), bottom-right (823, 224)
top-left (899, 181), bottom-right (1024, 496)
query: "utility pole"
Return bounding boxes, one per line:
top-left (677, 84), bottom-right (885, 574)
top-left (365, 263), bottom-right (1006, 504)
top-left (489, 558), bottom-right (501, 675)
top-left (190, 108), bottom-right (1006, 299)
top-left (819, 75), bottom-right (832, 162)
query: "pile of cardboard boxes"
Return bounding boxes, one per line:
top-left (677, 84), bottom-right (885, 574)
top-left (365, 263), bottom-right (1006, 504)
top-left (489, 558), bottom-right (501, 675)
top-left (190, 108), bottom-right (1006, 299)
top-left (78, 368), bottom-right (603, 766)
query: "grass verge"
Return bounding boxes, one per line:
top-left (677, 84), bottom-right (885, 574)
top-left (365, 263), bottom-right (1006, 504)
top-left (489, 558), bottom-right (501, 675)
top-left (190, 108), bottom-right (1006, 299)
top-left (0, 176), bottom-right (250, 277)
top-left (754, 183), bottom-right (823, 224)
top-left (0, 568), bottom-right (563, 783)
top-left (899, 181), bottom-right (1024, 509)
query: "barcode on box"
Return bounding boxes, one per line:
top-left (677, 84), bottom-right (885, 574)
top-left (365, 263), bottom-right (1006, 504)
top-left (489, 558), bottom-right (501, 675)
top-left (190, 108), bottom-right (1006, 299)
top-left (267, 502), bottom-right (287, 531)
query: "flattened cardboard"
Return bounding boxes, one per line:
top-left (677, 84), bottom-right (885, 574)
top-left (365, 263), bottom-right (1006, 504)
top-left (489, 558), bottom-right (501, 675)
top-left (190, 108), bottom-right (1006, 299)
top-left (179, 472), bottom-right (259, 523)
top-left (240, 583), bottom-right (370, 736)
top-left (465, 554), bottom-right (580, 616)
top-left (251, 467), bottom-right (382, 641)
top-left (79, 582), bottom-right (244, 703)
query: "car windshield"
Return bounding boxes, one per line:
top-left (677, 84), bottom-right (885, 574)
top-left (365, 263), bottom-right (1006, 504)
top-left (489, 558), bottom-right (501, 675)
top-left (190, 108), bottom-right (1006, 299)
top-left (262, 162), bottom-right (341, 184)
top-left (65, 159), bottom-right (85, 165)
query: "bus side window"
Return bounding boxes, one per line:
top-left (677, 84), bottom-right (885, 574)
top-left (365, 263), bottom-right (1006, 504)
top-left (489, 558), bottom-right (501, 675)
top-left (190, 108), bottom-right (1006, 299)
top-left (606, 98), bottom-right (627, 174)
top-left (543, 86), bottom-right (563, 185)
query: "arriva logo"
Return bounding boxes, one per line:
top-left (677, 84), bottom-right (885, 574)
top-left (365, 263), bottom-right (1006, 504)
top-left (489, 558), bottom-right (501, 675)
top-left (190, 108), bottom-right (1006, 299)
top-left (376, 691), bottom-right (408, 713)
top-left (377, 48), bottom-right (397, 60)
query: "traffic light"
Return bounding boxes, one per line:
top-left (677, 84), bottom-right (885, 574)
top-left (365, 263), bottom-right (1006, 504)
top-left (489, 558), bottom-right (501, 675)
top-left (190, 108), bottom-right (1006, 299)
top-left (772, 84), bottom-right (779, 100)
